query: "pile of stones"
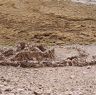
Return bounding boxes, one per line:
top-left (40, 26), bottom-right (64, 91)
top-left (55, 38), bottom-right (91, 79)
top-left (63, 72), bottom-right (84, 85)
top-left (0, 42), bottom-right (56, 67)
top-left (0, 43), bottom-right (96, 68)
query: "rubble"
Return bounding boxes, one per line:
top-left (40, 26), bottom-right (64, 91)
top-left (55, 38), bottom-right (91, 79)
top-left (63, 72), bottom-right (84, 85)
top-left (0, 43), bottom-right (96, 67)
top-left (2, 49), bottom-right (14, 57)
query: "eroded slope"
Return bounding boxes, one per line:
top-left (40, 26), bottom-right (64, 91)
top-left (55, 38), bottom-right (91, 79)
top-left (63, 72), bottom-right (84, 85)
top-left (0, 0), bottom-right (96, 45)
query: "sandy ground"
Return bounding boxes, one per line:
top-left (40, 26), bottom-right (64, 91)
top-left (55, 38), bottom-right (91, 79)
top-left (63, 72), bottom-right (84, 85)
top-left (0, 0), bottom-right (96, 45)
top-left (0, 65), bottom-right (96, 95)
top-left (0, 0), bottom-right (96, 95)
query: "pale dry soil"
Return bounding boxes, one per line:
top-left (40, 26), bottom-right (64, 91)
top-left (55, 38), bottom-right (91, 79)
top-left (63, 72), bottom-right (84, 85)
top-left (0, 65), bottom-right (96, 95)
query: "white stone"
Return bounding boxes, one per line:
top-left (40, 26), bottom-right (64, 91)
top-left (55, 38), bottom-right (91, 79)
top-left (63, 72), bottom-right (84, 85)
top-left (71, 0), bottom-right (96, 4)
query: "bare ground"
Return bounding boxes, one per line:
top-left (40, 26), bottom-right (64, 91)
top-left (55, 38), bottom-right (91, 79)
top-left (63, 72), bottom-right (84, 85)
top-left (0, 44), bottom-right (96, 95)
top-left (0, 0), bottom-right (96, 95)
top-left (0, 0), bottom-right (96, 45)
top-left (0, 65), bottom-right (96, 95)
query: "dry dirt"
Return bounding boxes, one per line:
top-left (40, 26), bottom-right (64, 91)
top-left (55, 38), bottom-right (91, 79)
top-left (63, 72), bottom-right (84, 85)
top-left (0, 65), bottom-right (96, 95)
top-left (0, 0), bottom-right (96, 45)
top-left (0, 0), bottom-right (96, 95)
top-left (0, 43), bottom-right (96, 95)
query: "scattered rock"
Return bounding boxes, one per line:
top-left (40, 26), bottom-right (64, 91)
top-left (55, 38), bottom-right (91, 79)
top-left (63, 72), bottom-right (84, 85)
top-left (43, 48), bottom-right (55, 60)
top-left (0, 53), bottom-right (4, 60)
top-left (41, 61), bottom-right (52, 67)
top-left (11, 51), bottom-right (34, 61)
top-left (67, 56), bottom-right (77, 60)
top-left (71, 58), bottom-right (78, 66)
top-left (0, 77), bottom-right (10, 83)
top-left (66, 59), bottom-right (72, 66)
top-left (0, 89), bottom-right (2, 94)
top-left (33, 91), bottom-right (41, 95)
top-left (2, 49), bottom-right (14, 57)
top-left (0, 43), bottom-right (95, 67)
top-left (4, 88), bottom-right (12, 92)
top-left (16, 42), bottom-right (26, 51)
top-left (29, 46), bottom-right (42, 52)
top-left (37, 45), bottom-right (46, 52)
top-left (20, 61), bottom-right (40, 68)
top-left (87, 66), bottom-right (91, 69)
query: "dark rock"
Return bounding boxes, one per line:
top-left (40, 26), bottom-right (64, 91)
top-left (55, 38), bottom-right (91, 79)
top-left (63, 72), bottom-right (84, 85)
top-left (11, 51), bottom-right (34, 61)
top-left (43, 48), bottom-right (55, 60)
top-left (41, 61), bottom-right (52, 67)
top-left (2, 49), bottom-right (14, 57)
top-left (0, 54), bottom-right (4, 60)
top-left (37, 45), bottom-right (46, 52)
top-left (4, 88), bottom-right (12, 92)
top-left (87, 66), bottom-right (91, 69)
top-left (67, 56), bottom-right (77, 60)
top-left (33, 91), bottom-right (41, 95)
top-left (0, 90), bottom-right (2, 94)
top-left (16, 42), bottom-right (26, 51)
top-left (20, 61), bottom-right (39, 68)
